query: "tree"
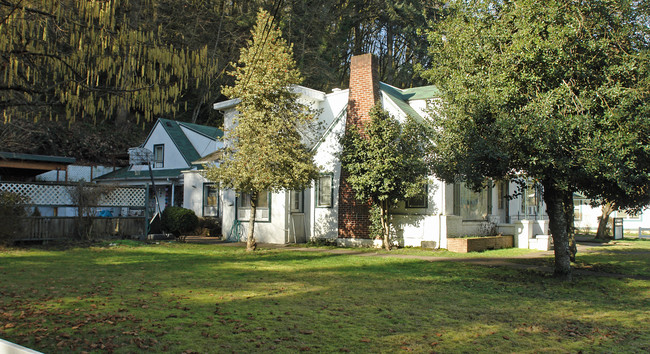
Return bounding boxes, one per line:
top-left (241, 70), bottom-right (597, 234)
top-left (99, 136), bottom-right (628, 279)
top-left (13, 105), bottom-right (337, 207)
top-left (0, 0), bottom-right (218, 124)
top-left (423, 0), bottom-right (650, 279)
top-left (340, 106), bottom-right (429, 250)
top-left (205, 9), bottom-right (319, 252)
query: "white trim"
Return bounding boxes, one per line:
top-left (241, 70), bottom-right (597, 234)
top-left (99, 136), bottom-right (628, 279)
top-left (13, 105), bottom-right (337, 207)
top-left (0, 338), bottom-right (43, 354)
top-left (213, 98), bottom-right (241, 111)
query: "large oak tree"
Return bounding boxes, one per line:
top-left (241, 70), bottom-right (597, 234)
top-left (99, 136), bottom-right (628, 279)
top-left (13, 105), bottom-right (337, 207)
top-left (423, 0), bottom-right (650, 279)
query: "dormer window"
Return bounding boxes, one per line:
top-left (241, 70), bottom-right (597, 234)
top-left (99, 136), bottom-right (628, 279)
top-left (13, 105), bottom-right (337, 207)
top-left (153, 144), bottom-right (164, 168)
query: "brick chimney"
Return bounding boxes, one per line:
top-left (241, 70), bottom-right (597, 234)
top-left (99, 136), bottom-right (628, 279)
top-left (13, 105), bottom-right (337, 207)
top-left (338, 54), bottom-right (379, 239)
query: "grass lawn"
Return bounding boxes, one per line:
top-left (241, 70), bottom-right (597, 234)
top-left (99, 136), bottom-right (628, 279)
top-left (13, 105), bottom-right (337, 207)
top-left (1, 241), bottom-right (649, 353)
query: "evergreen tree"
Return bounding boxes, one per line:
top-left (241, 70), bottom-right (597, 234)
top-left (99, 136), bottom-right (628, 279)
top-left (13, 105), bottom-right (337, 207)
top-left (340, 106), bottom-right (429, 250)
top-left (423, 0), bottom-right (650, 279)
top-left (205, 9), bottom-right (319, 251)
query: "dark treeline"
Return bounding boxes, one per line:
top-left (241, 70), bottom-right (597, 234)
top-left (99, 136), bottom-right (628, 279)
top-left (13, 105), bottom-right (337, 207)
top-left (0, 0), bottom-right (441, 163)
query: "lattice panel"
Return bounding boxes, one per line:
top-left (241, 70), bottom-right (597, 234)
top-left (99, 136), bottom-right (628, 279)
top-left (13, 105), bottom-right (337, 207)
top-left (100, 187), bottom-right (146, 207)
top-left (0, 182), bottom-right (145, 207)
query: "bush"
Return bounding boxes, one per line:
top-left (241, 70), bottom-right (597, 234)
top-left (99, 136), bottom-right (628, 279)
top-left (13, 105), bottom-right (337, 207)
top-left (161, 207), bottom-right (198, 241)
top-left (0, 191), bottom-right (28, 245)
top-left (198, 217), bottom-right (221, 237)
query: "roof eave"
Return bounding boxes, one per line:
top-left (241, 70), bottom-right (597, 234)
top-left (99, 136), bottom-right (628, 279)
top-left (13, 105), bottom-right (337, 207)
top-left (213, 99), bottom-right (241, 111)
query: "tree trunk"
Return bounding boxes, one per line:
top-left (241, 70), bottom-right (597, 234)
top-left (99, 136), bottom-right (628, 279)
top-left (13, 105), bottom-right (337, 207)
top-left (246, 191), bottom-right (257, 252)
top-left (380, 200), bottom-right (391, 251)
top-left (596, 202), bottom-right (615, 240)
top-left (562, 188), bottom-right (577, 262)
top-left (542, 180), bottom-right (573, 280)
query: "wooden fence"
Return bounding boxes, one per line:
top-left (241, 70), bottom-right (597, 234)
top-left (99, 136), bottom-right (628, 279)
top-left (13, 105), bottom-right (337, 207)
top-left (1, 181), bottom-right (149, 242)
top-left (16, 217), bottom-right (145, 241)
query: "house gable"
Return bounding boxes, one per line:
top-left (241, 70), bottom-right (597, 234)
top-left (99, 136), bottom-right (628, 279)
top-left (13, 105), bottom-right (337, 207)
top-left (179, 125), bottom-right (222, 158)
top-left (135, 118), bottom-right (224, 171)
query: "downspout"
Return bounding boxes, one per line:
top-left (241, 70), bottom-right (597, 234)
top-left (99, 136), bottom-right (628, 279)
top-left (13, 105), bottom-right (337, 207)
top-left (439, 181), bottom-right (444, 249)
top-left (171, 183), bottom-right (175, 207)
top-left (311, 184), bottom-right (316, 241)
top-left (285, 191), bottom-right (290, 243)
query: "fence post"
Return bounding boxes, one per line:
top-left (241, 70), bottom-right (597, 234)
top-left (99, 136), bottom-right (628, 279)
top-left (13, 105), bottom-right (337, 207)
top-left (144, 183), bottom-right (150, 238)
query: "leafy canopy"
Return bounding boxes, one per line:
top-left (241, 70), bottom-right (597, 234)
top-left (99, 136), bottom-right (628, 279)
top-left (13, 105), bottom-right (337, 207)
top-left (423, 0), bottom-right (650, 210)
top-left (341, 106), bottom-right (429, 206)
top-left (340, 105), bottom-right (429, 249)
top-left (423, 0), bottom-right (650, 278)
top-left (205, 9), bottom-right (319, 194)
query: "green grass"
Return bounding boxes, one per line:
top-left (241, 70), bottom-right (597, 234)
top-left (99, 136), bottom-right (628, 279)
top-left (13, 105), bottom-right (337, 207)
top-left (574, 239), bottom-right (650, 276)
top-left (1, 242), bottom-right (649, 353)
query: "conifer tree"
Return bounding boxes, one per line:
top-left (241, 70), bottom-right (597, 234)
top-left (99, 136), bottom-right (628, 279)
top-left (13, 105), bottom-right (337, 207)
top-left (205, 9), bottom-right (319, 251)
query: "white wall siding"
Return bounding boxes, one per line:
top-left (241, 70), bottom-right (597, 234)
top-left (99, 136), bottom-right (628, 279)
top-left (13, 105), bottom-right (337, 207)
top-left (141, 123), bottom-right (189, 170)
top-left (180, 126), bottom-right (221, 157)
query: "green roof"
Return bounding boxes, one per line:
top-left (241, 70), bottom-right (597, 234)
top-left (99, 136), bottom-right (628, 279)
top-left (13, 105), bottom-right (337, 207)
top-left (0, 151), bottom-right (75, 164)
top-left (156, 118), bottom-right (202, 166)
top-left (401, 85), bottom-right (442, 100)
top-left (95, 167), bottom-right (187, 181)
top-left (178, 121), bottom-right (223, 139)
top-left (380, 83), bottom-right (425, 122)
top-left (151, 118), bottom-right (223, 166)
top-left (379, 82), bottom-right (441, 102)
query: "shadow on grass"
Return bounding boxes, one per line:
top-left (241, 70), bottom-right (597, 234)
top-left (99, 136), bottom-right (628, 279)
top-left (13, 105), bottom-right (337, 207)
top-left (1, 243), bottom-right (649, 352)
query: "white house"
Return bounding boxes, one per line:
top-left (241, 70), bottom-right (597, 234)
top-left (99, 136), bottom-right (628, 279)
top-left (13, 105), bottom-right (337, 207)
top-left (96, 118), bottom-right (223, 216)
top-left (208, 54), bottom-right (553, 249)
top-left (573, 195), bottom-right (650, 236)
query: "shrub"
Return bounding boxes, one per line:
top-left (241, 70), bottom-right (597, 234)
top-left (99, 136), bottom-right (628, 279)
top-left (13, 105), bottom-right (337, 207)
top-left (198, 217), bottom-right (221, 237)
top-left (161, 207), bottom-right (198, 241)
top-left (0, 191), bottom-right (28, 245)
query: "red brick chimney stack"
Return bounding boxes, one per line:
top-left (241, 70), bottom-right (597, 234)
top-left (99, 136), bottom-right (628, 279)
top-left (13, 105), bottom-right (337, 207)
top-left (346, 54), bottom-right (380, 133)
top-left (338, 53), bottom-right (379, 239)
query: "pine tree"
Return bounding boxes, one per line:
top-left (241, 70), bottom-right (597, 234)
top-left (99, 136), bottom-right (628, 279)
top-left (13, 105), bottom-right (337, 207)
top-left (205, 9), bottom-right (319, 251)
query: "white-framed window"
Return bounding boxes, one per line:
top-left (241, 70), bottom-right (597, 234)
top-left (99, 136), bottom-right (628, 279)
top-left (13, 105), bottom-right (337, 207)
top-left (497, 181), bottom-right (509, 210)
top-left (453, 182), bottom-right (492, 221)
top-left (153, 144), bottom-right (164, 168)
top-left (290, 190), bottom-right (304, 213)
top-left (316, 174), bottom-right (332, 208)
top-left (237, 190), bottom-right (271, 222)
top-left (615, 210), bottom-right (641, 220)
top-left (573, 199), bottom-right (583, 221)
top-left (521, 182), bottom-right (542, 215)
top-left (406, 184), bottom-right (428, 208)
top-left (203, 184), bottom-right (219, 217)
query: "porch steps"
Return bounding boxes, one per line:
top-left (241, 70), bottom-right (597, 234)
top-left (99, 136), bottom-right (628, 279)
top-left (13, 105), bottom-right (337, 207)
top-left (528, 235), bottom-right (553, 251)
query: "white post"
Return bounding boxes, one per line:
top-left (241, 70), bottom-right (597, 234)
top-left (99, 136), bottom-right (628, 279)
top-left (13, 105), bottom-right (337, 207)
top-left (515, 220), bottom-right (534, 249)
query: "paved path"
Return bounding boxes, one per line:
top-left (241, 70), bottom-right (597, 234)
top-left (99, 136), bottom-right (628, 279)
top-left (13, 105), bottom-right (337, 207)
top-left (184, 236), bottom-right (650, 280)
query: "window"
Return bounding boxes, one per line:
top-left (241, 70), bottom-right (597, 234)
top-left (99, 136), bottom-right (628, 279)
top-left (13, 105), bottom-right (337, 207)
top-left (615, 210), bottom-right (641, 220)
top-left (497, 181), bottom-right (509, 210)
top-left (290, 190), bottom-right (304, 213)
top-left (406, 184), bottom-right (428, 208)
top-left (453, 182), bottom-right (492, 220)
top-left (521, 181), bottom-right (542, 217)
top-left (237, 190), bottom-right (271, 221)
top-left (316, 174), bottom-right (332, 207)
top-left (203, 184), bottom-right (219, 217)
top-left (573, 199), bottom-right (582, 221)
top-left (153, 144), bottom-right (164, 168)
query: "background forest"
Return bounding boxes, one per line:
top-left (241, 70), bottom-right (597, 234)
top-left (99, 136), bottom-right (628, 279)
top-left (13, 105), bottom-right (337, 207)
top-left (0, 0), bottom-right (441, 164)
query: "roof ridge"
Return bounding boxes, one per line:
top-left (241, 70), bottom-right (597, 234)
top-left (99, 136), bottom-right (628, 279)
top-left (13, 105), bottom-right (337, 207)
top-left (160, 120), bottom-right (201, 166)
